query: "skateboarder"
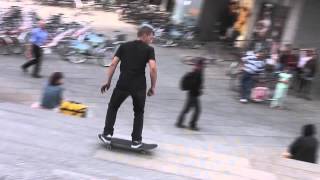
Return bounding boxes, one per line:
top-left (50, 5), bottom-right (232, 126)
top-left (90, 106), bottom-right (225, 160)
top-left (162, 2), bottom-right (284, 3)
top-left (100, 25), bottom-right (157, 148)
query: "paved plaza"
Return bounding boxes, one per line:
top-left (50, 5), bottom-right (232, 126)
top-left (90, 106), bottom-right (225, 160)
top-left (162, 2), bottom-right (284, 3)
top-left (0, 1), bottom-right (320, 179)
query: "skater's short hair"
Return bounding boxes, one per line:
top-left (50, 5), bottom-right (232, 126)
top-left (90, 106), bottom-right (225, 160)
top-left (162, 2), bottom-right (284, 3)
top-left (137, 25), bottom-right (154, 37)
top-left (302, 124), bottom-right (316, 137)
top-left (49, 72), bottom-right (64, 86)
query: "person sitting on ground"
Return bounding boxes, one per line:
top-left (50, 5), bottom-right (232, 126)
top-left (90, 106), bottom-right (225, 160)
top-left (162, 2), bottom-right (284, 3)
top-left (285, 124), bottom-right (318, 164)
top-left (240, 51), bottom-right (265, 103)
top-left (41, 72), bottom-right (64, 109)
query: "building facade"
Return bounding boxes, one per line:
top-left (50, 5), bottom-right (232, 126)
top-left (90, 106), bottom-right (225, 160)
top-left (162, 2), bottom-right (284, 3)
top-left (198, 0), bottom-right (320, 97)
top-left (163, 0), bottom-right (320, 97)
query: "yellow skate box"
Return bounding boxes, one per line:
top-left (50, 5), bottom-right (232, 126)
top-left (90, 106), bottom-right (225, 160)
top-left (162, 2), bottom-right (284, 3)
top-left (59, 101), bottom-right (88, 118)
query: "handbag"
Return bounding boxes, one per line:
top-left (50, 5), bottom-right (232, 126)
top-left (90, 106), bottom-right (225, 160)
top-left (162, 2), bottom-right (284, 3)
top-left (59, 101), bottom-right (88, 118)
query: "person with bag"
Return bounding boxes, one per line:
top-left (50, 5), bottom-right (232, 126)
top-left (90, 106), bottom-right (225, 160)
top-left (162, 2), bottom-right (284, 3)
top-left (99, 25), bottom-right (157, 149)
top-left (176, 59), bottom-right (204, 131)
top-left (21, 20), bottom-right (48, 78)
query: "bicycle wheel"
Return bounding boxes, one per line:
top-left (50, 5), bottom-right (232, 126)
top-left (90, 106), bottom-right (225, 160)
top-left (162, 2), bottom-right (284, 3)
top-left (56, 42), bottom-right (69, 58)
top-left (181, 56), bottom-right (212, 65)
top-left (181, 56), bottom-right (197, 65)
top-left (67, 51), bottom-right (87, 64)
top-left (0, 38), bottom-right (9, 55)
top-left (97, 47), bottom-right (114, 67)
top-left (10, 37), bottom-right (23, 54)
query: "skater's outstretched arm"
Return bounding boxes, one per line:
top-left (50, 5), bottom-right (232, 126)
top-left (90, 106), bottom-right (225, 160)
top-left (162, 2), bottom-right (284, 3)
top-left (147, 59), bottom-right (157, 96)
top-left (101, 57), bottom-right (120, 93)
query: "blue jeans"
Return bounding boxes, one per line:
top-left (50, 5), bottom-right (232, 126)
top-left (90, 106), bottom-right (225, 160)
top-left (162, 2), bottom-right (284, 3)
top-left (241, 72), bottom-right (254, 99)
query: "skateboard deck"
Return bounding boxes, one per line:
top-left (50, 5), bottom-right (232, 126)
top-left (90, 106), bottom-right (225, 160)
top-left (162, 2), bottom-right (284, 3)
top-left (98, 134), bottom-right (157, 153)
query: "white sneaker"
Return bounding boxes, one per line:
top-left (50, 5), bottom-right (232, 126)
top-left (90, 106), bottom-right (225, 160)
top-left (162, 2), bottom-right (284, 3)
top-left (240, 99), bottom-right (248, 103)
top-left (131, 141), bottom-right (143, 149)
top-left (99, 134), bottom-right (112, 144)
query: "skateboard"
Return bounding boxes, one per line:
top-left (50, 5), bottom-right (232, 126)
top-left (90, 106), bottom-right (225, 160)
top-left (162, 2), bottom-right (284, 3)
top-left (98, 134), bottom-right (158, 153)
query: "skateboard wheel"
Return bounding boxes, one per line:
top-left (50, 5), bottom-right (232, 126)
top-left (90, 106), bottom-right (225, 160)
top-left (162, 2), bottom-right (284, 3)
top-left (141, 150), bottom-right (146, 154)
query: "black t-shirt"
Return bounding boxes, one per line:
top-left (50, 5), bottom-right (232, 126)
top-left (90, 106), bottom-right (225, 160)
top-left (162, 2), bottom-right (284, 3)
top-left (115, 40), bottom-right (156, 91)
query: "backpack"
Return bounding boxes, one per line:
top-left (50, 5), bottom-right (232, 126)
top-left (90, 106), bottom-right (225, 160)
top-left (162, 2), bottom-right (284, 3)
top-left (180, 72), bottom-right (195, 91)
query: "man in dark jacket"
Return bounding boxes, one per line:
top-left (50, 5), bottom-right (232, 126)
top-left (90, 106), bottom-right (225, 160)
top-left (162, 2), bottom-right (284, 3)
top-left (298, 50), bottom-right (318, 100)
top-left (289, 124), bottom-right (318, 163)
top-left (176, 59), bottom-right (204, 131)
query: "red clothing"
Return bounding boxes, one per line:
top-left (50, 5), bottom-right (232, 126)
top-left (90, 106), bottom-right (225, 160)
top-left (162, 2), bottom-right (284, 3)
top-left (280, 54), bottom-right (298, 69)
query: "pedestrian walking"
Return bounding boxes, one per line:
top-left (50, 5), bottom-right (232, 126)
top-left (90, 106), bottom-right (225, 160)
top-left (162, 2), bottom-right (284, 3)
top-left (21, 20), bottom-right (48, 78)
top-left (176, 58), bottom-right (204, 131)
top-left (284, 124), bottom-right (318, 164)
top-left (99, 25), bottom-right (157, 149)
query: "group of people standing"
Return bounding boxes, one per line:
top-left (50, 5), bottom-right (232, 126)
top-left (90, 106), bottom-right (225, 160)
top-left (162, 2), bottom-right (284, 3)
top-left (240, 44), bottom-right (318, 107)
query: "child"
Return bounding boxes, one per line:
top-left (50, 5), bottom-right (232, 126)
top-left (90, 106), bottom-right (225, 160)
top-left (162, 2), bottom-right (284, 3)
top-left (176, 59), bottom-right (204, 131)
top-left (41, 72), bottom-right (64, 109)
top-left (270, 68), bottom-right (292, 108)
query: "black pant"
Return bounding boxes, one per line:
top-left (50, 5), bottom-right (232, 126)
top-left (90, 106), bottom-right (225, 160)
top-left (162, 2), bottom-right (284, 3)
top-left (22, 44), bottom-right (42, 76)
top-left (177, 95), bottom-right (201, 127)
top-left (299, 78), bottom-right (313, 97)
top-left (103, 88), bottom-right (146, 141)
top-left (241, 72), bottom-right (254, 99)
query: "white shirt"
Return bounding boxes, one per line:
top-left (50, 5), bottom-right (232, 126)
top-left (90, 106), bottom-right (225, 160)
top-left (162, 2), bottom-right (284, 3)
top-left (298, 56), bottom-right (312, 68)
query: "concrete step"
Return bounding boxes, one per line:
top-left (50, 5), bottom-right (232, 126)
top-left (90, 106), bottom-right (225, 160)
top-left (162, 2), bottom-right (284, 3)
top-left (95, 142), bottom-right (278, 180)
top-left (251, 157), bottom-right (320, 180)
top-left (0, 103), bottom-right (277, 179)
top-left (0, 102), bottom-right (319, 180)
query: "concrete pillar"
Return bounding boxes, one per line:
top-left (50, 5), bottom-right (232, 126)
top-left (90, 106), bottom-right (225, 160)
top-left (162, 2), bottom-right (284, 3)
top-left (293, 0), bottom-right (320, 98)
top-left (160, 0), bottom-right (168, 11)
top-left (198, 0), bottom-right (229, 41)
top-left (171, 0), bottom-right (185, 24)
top-left (246, 0), bottom-right (262, 41)
top-left (281, 0), bottom-right (305, 44)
